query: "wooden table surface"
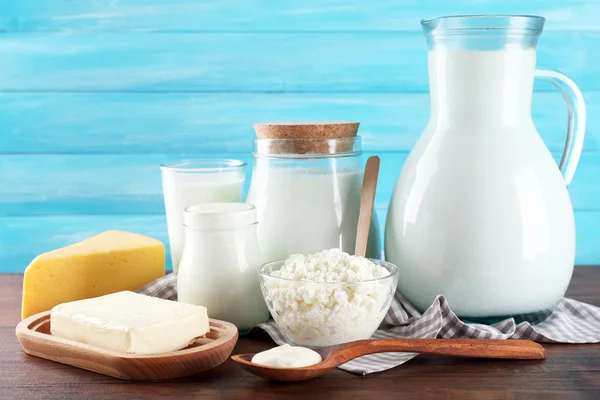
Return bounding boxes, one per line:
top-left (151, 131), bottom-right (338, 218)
top-left (2, 270), bottom-right (600, 399)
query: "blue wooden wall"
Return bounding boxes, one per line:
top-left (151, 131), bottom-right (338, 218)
top-left (1, 0), bottom-right (600, 272)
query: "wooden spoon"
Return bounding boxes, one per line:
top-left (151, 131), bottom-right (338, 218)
top-left (355, 156), bottom-right (380, 257)
top-left (231, 338), bottom-right (546, 382)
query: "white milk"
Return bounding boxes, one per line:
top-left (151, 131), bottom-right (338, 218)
top-left (161, 172), bottom-right (244, 272)
top-left (385, 46), bottom-right (576, 317)
top-left (247, 167), bottom-right (379, 263)
top-left (428, 46), bottom-right (536, 128)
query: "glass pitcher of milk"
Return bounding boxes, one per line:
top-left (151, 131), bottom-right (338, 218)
top-left (247, 136), bottom-right (381, 263)
top-left (385, 15), bottom-right (586, 321)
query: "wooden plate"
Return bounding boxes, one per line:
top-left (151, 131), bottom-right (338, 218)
top-left (16, 311), bottom-right (239, 380)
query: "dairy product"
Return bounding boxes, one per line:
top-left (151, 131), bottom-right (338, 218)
top-left (260, 249), bottom-right (397, 347)
top-left (275, 249), bottom-right (390, 282)
top-left (385, 45), bottom-right (577, 317)
top-left (246, 167), bottom-right (380, 262)
top-left (161, 162), bottom-right (245, 272)
top-left (22, 230), bottom-right (165, 319)
top-left (251, 344), bottom-right (322, 368)
top-left (177, 203), bottom-right (269, 330)
top-left (51, 291), bottom-right (209, 354)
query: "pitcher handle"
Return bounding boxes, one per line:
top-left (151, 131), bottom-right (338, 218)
top-left (535, 69), bottom-right (586, 185)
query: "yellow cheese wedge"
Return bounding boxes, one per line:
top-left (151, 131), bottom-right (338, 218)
top-left (22, 230), bottom-right (165, 319)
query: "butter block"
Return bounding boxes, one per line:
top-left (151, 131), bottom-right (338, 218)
top-left (22, 230), bottom-right (165, 319)
top-left (51, 291), bottom-right (209, 354)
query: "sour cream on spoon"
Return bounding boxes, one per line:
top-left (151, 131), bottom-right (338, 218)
top-left (251, 344), bottom-right (322, 368)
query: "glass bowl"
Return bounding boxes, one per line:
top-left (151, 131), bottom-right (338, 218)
top-left (258, 259), bottom-right (399, 347)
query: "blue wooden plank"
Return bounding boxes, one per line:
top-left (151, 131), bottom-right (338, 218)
top-left (0, 151), bottom-right (598, 216)
top-left (0, 152), bottom-right (402, 215)
top-left (0, 153), bottom-right (252, 216)
top-left (0, 32), bottom-right (597, 92)
top-left (1, 0), bottom-right (599, 32)
top-left (0, 214), bottom-right (171, 272)
top-left (1, 91), bottom-right (598, 154)
top-left (2, 208), bottom-right (599, 273)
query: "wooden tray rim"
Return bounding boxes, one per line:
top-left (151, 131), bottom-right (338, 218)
top-left (16, 311), bottom-right (239, 360)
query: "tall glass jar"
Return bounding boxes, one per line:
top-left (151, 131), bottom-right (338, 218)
top-left (177, 203), bottom-right (269, 331)
top-left (246, 137), bottom-right (381, 263)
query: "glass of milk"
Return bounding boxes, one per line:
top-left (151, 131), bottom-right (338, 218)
top-left (160, 159), bottom-right (246, 272)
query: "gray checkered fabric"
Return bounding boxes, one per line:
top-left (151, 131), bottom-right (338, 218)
top-left (139, 273), bottom-right (600, 375)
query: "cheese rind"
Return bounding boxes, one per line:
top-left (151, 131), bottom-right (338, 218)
top-left (22, 230), bottom-right (165, 319)
top-left (50, 291), bottom-right (209, 354)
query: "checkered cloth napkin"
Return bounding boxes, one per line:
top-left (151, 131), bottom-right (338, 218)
top-left (139, 273), bottom-right (600, 375)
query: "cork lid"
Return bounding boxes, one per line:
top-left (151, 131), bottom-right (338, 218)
top-left (254, 122), bottom-right (359, 139)
top-left (253, 122), bottom-right (360, 154)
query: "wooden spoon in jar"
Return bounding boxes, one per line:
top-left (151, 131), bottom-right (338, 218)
top-left (355, 156), bottom-right (380, 257)
top-left (231, 338), bottom-right (546, 382)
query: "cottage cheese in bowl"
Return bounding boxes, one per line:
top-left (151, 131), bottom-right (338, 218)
top-left (259, 249), bottom-right (399, 347)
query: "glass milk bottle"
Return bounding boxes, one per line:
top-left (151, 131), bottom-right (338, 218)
top-left (247, 123), bottom-right (381, 263)
top-left (160, 160), bottom-right (246, 273)
top-left (177, 203), bottom-right (269, 331)
top-left (385, 15), bottom-right (586, 320)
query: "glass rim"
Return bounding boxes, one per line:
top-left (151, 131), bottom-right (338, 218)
top-left (254, 136), bottom-right (362, 158)
top-left (182, 221), bottom-right (258, 230)
top-left (160, 159), bottom-right (246, 173)
top-left (258, 258), bottom-right (399, 284)
top-left (422, 15), bottom-right (545, 36)
top-left (182, 203), bottom-right (257, 229)
top-left (255, 137), bottom-right (359, 142)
